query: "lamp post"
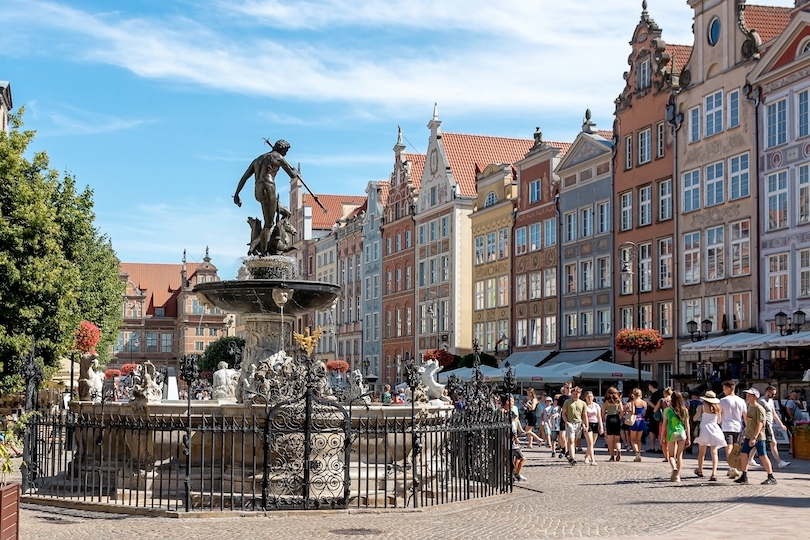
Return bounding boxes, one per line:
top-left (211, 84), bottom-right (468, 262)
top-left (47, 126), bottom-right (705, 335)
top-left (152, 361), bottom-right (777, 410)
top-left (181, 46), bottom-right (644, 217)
top-left (424, 290), bottom-right (438, 353)
top-left (775, 309), bottom-right (807, 336)
top-left (619, 241), bottom-right (644, 390)
top-left (687, 319), bottom-right (713, 382)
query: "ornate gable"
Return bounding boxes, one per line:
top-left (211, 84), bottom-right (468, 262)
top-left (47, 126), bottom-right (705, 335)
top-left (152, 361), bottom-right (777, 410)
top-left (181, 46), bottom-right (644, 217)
top-left (556, 135), bottom-right (612, 173)
top-left (750, 11), bottom-right (810, 91)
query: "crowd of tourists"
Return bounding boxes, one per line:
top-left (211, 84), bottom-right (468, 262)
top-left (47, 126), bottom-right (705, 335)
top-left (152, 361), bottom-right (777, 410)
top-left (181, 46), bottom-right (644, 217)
top-left (505, 380), bottom-right (802, 485)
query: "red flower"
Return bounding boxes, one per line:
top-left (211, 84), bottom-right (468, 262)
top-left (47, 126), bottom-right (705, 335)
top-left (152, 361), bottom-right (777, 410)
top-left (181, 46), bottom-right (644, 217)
top-left (75, 320), bottom-right (101, 353)
top-left (423, 349), bottom-right (454, 367)
top-left (615, 328), bottom-right (664, 354)
top-left (104, 369), bottom-right (121, 380)
top-left (120, 363), bottom-right (138, 375)
top-left (326, 359), bottom-right (350, 373)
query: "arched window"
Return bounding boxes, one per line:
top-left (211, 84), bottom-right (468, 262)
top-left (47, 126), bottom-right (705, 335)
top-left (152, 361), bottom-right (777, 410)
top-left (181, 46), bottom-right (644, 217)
top-left (484, 191), bottom-right (498, 208)
top-left (801, 39), bottom-right (810, 55)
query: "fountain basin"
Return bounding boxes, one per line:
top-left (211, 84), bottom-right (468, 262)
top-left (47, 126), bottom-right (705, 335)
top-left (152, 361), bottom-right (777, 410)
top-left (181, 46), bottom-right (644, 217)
top-left (194, 280), bottom-right (340, 315)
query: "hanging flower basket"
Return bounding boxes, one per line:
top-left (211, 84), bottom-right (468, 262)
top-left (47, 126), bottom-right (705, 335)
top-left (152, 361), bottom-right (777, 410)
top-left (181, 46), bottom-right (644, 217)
top-left (120, 363), bottom-right (138, 376)
top-left (74, 320), bottom-right (100, 354)
top-left (615, 328), bottom-right (664, 354)
top-left (104, 369), bottom-right (121, 380)
top-left (326, 359), bottom-right (350, 373)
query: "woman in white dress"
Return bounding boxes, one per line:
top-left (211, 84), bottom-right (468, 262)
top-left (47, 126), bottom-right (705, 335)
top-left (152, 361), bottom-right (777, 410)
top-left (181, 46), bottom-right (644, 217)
top-left (693, 390), bottom-right (726, 481)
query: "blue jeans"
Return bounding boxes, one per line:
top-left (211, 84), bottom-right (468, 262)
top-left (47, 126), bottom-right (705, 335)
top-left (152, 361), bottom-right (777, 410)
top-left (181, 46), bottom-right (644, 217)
top-left (740, 438), bottom-right (766, 456)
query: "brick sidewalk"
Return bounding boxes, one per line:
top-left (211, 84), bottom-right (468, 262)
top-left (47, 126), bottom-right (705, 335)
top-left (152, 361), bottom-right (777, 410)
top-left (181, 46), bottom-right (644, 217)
top-left (14, 445), bottom-right (810, 539)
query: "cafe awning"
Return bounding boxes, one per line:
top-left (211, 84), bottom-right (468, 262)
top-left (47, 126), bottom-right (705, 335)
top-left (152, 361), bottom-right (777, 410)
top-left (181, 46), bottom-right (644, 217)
top-left (765, 333), bottom-right (810, 348)
top-left (680, 332), bottom-right (782, 353)
top-left (503, 350), bottom-right (555, 367)
top-left (540, 349), bottom-right (610, 368)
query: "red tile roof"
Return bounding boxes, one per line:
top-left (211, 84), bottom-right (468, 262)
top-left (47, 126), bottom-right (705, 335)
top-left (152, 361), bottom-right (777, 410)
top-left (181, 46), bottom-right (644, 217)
top-left (377, 180), bottom-right (389, 208)
top-left (120, 262), bottom-right (202, 317)
top-left (405, 153), bottom-right (425, 190)
top-left (596, 130), bottom-right (615, 141)
top-left (548, 141), bottom-right (572, 158)
top-left (666, 44), bottom-right (693, 72)
top-left (745, 5), bottom-right (792, 43)
top-left (440, 133), bottom-right (534, 197)
top-left (303, 194), bottom-right (367, 230)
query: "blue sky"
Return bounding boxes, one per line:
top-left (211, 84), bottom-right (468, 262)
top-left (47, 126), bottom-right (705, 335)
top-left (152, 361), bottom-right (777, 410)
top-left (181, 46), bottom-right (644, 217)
top-left (1, 0), bottom-right (792, 279)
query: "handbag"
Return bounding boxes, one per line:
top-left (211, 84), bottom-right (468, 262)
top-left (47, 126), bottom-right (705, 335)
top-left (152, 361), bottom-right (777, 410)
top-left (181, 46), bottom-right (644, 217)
top-left (728, 443), bottom-right (742, 470)
top-left (624, 414), bottom-right (636, 426)
top-left (653, 409), bottom-right (662, 422)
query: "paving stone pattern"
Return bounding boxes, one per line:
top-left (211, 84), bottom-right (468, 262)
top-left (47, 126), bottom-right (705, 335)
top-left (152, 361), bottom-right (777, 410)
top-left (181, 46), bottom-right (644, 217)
top-left (16, 446), bottom-right (810, 540)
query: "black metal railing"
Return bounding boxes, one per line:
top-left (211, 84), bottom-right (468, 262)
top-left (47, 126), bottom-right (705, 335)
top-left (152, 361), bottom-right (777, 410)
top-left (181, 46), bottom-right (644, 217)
top-left (20, 404), bottom-right (510, 513)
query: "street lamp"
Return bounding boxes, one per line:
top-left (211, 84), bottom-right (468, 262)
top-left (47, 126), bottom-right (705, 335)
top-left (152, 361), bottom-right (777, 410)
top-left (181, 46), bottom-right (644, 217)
top-left (687, 319), bottom-right (713, 341)
top-left (424, 290), bottom-right (438, 352)
top-left (775, 309), bottom-right (807, 336)
top-left (619, 241), bottom-right (644, 390)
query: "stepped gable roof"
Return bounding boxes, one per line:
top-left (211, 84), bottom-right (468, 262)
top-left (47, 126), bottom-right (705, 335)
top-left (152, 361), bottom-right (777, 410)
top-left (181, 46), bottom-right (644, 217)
top-left (745, 4), bottom-right (792, 43)
top-left (303, 194), bottom-right (367, 230)
top-left (120, 262), bottom-right (201, 317)
top-left (405, 153), bottom-right (425, 190)
top-left (666, 44), bottom-right (693, 72)
top-left (440, 133), bottom-right (533, 197)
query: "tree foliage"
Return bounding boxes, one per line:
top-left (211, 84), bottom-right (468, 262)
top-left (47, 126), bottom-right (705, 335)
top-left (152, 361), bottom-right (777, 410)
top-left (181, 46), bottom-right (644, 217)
top-left (199, 336), bottom-right (245, 373)
top-left (0, 110), bottom-right (124, 393)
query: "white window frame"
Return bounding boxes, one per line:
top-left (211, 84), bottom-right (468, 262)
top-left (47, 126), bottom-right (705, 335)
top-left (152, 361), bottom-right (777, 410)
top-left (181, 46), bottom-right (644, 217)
top-left (801, 164), bottom-right (810, 225)
top-left (689, 106), bottom-right (701, 143)
top-left (639, 58), bottom-right (650, 89)
top-left (544, 218), bottom-right (557, 247)
top-left (767, 170), bottom-right (788, 231)
top-left (474, 235), bottom-right (484, 265)
top-left (516, 273), bottom-right (527, 302)
top-left (620, 307), bottom-right (633, 330)
top-left (580, 311), bottom-right (594, 336)
top-left (798, 89), bottom-right (809, 139)
top-left (705, 90), bottom-right (723, 137)
top-left (565, 213), bottom-right (576, 242)
top-left (565, 313), bottom-right (578, 337)
top-left (544, 267), bottom-right (557, 297)
top-left (638, 185), bottom-right (651, 226)
top-left (683, 169), bottom-right (700, 213)
top-left (731, 292), bottom-right (750, 330)
top-left (659, 179), bottom-right (672, 221)
top-left (529, 271), bottom-right (542, 300)
top-left (530, 223), bottom-right (542, 251)
top-left (620, 192), bottom-right (632, 231)
top-left (658, 301), bottom-right (673, 337)
top-left (597, 201), bottom-right (611, 234)
top-left (529, 180), bottom-right (541, 204)
top-left (656, 122), bottom-right (665, 158)
top-left (706, 226), bottom-right (724, 281)
top-left (580, 259), bottom-right (594, 292)
top-left (640, 242), bottom-right (652, 292)
top-left (729, 152), bottom-right (750, 200)
top-left (767, 98), bottom-right (787, 148)
top-left (658, 237), bottom-right (673, 289)
top-left (728, 89), bottom-right (740, 129)
top-left (767, 253), bottom-right (789, 301)
top-left (638, 128), bottom-right (651, 165)
top-left (598, 256), bottom-right (610, 289)
top-left (515, 226), bottom-right (527, 255)
top-left (581, 207), bottom-right (594, 237)
top-left (730, 219), bottom-right (750, 277)
top-left (683, 299), bottom-right (701, 334)
top-left (597, 309), bottom-right (611, 335)
top-left (625, 134), bottom-right (633, 170)
top-left (801, 249), bottom-right (810, 297)
top-left (705, 161), bottom-right (724, 207)
top-left (683, 231), bottom-right (701, 285)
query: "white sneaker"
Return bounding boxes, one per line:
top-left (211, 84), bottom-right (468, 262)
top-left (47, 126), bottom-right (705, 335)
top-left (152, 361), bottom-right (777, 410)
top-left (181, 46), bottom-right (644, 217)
top-left (750, 460), bottom-right (761, 468)
top-left (778, 460), bottom-right (791, 468)
top-left (515, 474), bottom-right (527, 481)
top-left (590, 460), bottom-right (598, 466)
top-left (728, 469), bottom-right (740, 479)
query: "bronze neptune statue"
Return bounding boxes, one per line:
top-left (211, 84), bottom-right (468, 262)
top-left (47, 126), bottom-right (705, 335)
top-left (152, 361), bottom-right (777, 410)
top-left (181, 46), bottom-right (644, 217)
top-left (234, 139), bottom-right (326, 256)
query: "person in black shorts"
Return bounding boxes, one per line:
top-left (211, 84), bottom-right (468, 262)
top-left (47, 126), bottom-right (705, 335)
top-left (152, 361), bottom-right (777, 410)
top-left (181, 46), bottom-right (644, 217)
top-left (556, 383), bottom-right (572, 459)
top-left (647, 381), bottom-right (663, 453)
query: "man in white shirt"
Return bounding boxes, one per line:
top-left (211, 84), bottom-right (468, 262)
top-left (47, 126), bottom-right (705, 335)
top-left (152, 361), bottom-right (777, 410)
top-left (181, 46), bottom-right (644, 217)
top-left (719, 380), bottom-right (747, 479)
top-left (758, 385), bottom-right (790, 469)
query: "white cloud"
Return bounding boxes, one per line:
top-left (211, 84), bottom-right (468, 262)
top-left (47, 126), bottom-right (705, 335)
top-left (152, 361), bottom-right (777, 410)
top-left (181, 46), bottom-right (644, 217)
top-left (4, 0), bottom-right (794, 129)
top-left (98, 200), bottom-right (250, 279)
top-left (27, 101), bottom-right (147, 136)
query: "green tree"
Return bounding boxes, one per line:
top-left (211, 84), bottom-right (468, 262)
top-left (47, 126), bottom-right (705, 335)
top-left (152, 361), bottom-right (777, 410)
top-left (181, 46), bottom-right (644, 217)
top-left (200, 336), bottom-right (246, 373)
top-left (0, 109), bottom-right (124, 393)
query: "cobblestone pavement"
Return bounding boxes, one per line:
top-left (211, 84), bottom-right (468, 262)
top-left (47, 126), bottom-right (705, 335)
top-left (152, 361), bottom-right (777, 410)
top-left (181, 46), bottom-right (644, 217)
top-left (16, 446), bottom-right (810, 540)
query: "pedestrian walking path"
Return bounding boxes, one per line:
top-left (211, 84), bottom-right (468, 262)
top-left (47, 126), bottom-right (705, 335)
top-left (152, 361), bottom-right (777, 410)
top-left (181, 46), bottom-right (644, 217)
top-left (14, 446), bottom-right (810, 540)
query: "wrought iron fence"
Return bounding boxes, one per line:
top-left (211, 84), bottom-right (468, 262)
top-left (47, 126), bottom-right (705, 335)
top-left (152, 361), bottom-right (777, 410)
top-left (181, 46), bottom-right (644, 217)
top-left (20, 402), bottom-right (510, 513)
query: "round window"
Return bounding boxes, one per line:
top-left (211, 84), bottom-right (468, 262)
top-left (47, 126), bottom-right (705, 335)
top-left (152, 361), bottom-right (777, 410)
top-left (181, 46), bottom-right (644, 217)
top-left (708, 17), bottom-right (720, 46)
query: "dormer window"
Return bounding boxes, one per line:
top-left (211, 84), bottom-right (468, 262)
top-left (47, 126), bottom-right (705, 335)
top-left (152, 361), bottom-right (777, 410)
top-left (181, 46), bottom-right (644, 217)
top-left (484, 191), bottom-right (498, 208)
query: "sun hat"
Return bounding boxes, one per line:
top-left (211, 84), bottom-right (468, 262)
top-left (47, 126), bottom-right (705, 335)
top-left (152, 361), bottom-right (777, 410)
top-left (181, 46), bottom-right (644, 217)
top-left (743, 387), bottom-right (760, 398)
top-left (700, 390), bottom-right (720, 404)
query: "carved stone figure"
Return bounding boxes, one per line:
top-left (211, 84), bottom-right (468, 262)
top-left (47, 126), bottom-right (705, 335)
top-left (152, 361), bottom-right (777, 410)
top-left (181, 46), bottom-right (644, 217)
top-left (419, 359), bottom-right (451, 402)
top-left (130, 361), bottom-right (163, 404)
top-left (212, 361), bottom-right (239, 400)
top-left (346, 369), bottom-right (370, 405)
top-left (77, 353), bottom-right (104, 402)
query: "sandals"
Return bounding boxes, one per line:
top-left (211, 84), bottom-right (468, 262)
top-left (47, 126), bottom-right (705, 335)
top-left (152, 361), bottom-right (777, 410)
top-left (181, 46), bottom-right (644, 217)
top-left (709, 475), bottom-right (717, 481)
top-left (694, 468), bottom-right (704, 478)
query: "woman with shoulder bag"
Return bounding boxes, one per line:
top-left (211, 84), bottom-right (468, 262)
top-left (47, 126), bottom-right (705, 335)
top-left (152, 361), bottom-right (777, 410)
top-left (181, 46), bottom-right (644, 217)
top-left (655, 388), bottom-right (673, 463)
top-left (665, 392), bottom-right (691, 482)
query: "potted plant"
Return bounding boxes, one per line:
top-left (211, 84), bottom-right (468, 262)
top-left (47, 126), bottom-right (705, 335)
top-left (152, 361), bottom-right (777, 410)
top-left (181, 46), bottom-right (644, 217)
top-left (791, 421), bottom-right (810, 460)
